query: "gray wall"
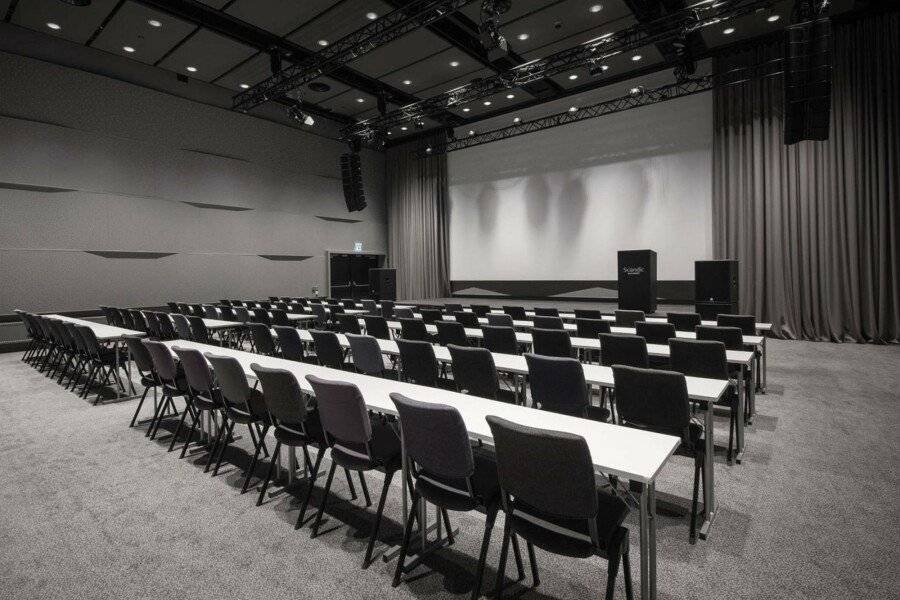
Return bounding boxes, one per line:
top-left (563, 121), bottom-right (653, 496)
top-left (0, 50), bottom-right (386, 343)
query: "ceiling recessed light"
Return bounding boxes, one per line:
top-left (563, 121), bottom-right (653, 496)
top-left (317, 39), bottom-right (328, 47)
top-left (483, 101), bottom-right (492, 106)
top-left (186, 66), bottom-right (197, 72)
top-left (631, 54), bottom-right (642, 61)
top-left (239, 83), bottom-right (250, 89)
top-left (601, 64), bottom-right (609, 71)
top-left (723, 27), bottom-right (735, 34)
top-left (568, 106), bottom-right (577, 112)
top-left (366, 12), bottom-right (378, 20)
top-left (450, 60), bottom-right (460, 67)
top-left (402, 79), bottom-right (412, 85)
top-left (123, 46), bottom-right (135, 53)
top-left (462, 107), bottom-right (471, 112)
top-left (568, 74), bottom-right (579, 80)
top-left (46, 22), bottom-right (61, 30)
top-left (387, 131), bottom-right (392, 135)
top-left (356, 97), bottom-right (365, 103)
top-left (767, 14), bottom-right (781, 22)
top-left (506, 93), bottom-right (515, 99)
top-left (513, 117), bottom-right (521, 123)
top-left (147, 19), bottom-right (162, 27)
top-left (517, 33), bottom-right (529, 41)
top-left (468, 130), bottom-right (475, 136)
top-left (589, 4), bottom-right (603, 12)
top-left (401, 126), bottom-right (408, 131)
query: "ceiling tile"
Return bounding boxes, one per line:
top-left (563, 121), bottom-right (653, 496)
top-left (348, 29), bottom-right (449, 79)
top-left (90, 1), bottom-right (196, 65)
top-left (288, 0), bottom-right (392, 51)
top-left (157, 28), bottom-right (256, 82)
top-left (225, 0), bottom-right (329, 37)
top-left (458, 0), bottom-right (554, 25)
top-left (506, 0), bottom-right (633, 57)
top-left (317, 88), bottom-right (378, 116)
top-left (11, 0), bottom-right (120, 44)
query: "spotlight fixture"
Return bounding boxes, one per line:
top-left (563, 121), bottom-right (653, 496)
top-left (589, 4), bottom-right (603, 12)
top-left (568, 74), bottom-right (579, 80)
top-left (767, 14), bottom-right (780, 22)
top-left (287, 101), bottom-right (315, 126)
top-left (480, 0), bottom-right (511, 62)
top-left (632, 54), bottom-right (642, 61)
top-left (186, 66), bottom-right (198, 72)
top-left (468, 130), bottom-right (475, 136)
top-left (723, 27), bottom-right (735, 34)
top-left (513, 117), bottom-right (521, 123)
top-left (629, 85), bottom-right (645, 95)
top-left (123, 46), bottom-right (135, 53)
top-left (517, 33), bottom-right (529, 41)
top-left (147, 19), bottom-right (161, 27)
top-left (366, 12), bottom-right (378, 20)
top-left (450, 60), bottom-right (460, 67)
top-left (589, 62), bottom-right (610, 76)
top-left (239, 83), bottom-right (250, 89)
top-left (568, 106), bottom-right (578, 112)
top-left (46, 22), bottom-right (61, 30)
top-left (317, 39), bottom-right (328, 47)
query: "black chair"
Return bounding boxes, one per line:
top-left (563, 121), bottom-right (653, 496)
top-left (614, 310), bottom-right (645, 327)
top-left (201, 305), bottom-right (218, 319)
top-left (270, 309), bottom-right (292, 327)
top-left (482, 325), bottom-right (519, 355)
top-left (634, 321), bottom-right (677, 345)
top-left (252, 308), bottom-right (272, 327)
top-left (157, 313), bottom-right (177, 341)
top-left (613, 365), bottom-right (705, 543)
top-left (204, 353), bottom-right (271, 490)
top-left (259, 301), bottom-right (272, 310)
top-left (219, 305), bottom-right (236, 321)
top-left (696, 325), bottom-right (743, 350)
top-left (130, 310), bottom-right (150, 336)
top-left (250, 364), bottom-right (328, 521)
top-left (176, 303), bottom-right (191, 315)
top-left (397, 339), bottom-right (442, 387)
top-left (448, 344), bottom-right (516, 403)
top-left (347, 333), bottom-right (388, 377)
top-left (274, 326), bottom-right (305, 362)
top-left (399, 318), bottom-right (430, 342)
top-left (248, 322), bottom-right (278, 356)
top-left (75, 325), bottom-right (126, 404)
top-left (443, 303), bottom-right (464, 315)
top-left (525, 353), bottom-right (608, 421)
top-left (143, 311), bottom-right (163, 340)
top-left (395, 307), bottom-right (415, 319)
top-left (453, 311), bottom-right (480, 328)
top-left (576, 318), bottom-right (611, 338)
top-left (310, 329), bottom-right (346, 369)
top-left (142, 340), bottom-right (188, 440)
top-left (486, 313), bottom-right (514, 327)
top-left (667, 312), bottom-right (701, 332)
top-left (436, 320), bottom-right (469, 347)
top-left (171, 346), bottom-right (222, 459)
top-left (420, 308), bottom-right (444, 325)
top-left (486, 416), bottom-right (632, 600)
top-left (390, 393), bottom-right (513, 599)
top-left (503, 306), bottom-right (527, 320)
top-left (171, 313), bottom-right (193, 340)
top-left (361, 299), bottom-right (378, 315)
top-left (362, 315), bottom-right (391, 340)
top-left (532, 315), bottom-right (564, 330)
top-left (599, 333), bottom-right (648, 368)
top-left (533, 307), bottom-right (559, 317)
top-left (190, 304), bottom-right (204, 317)
top-left (167, 302), bottom-right (181, 314)
top-left (309, 303), bottom-right (329, 329)
top-left (531, 328), bottom-right (573, 358)
top-left (470, 304), bottom-right (492, 317)
top-left (124, 336), bottom-right (159, 427)
top-left (342, 299), bottom-right (357, 309)
top-left (380, 300), bottom-right (395, 319)
top-left (337, 313), bottom-right (362, 335)
top-left (716, 314), bottom-right (756, 335)
top-left (574, 308), bottom-right (603, 319)
top-left (274, 302), bottom-right (289, 312)
top-left (187, 316), bottom-right (214, 345)
top-left (306, 375), bottom-right (402, 568)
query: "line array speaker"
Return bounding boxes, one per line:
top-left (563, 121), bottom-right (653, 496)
top-left (340, 152), bottom-right (367, 212)
top-left (783, 17), bottom-right (832, 145)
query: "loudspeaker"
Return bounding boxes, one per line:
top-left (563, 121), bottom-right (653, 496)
top-left (369, 268), bottom-right (396, 301)
top-left (783, 17), bottom-right (832, 144)
top-left (618, 250), bottom-right (657, 313)
top-left (695, 260), bottom-right (739, 319)
top-left (340, 153), bottom-right (367, 212)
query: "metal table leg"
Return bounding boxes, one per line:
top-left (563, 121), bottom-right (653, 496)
top-left (699, 401), bottom-right (717, 539)
top-left (639, 481), bottom-right (658, 600)
top-left (735, 366), bottom-right (746, 464)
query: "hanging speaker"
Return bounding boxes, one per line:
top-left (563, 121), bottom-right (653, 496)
top-left (783, 17), bottom-right (832, 144)
top-left (340, 153), bottom-right (367, 212)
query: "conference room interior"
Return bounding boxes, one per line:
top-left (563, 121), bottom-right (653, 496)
top-left (1, 1), bottom-right (897, 599)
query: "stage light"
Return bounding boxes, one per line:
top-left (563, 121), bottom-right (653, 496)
top-left (148, 19), bottom-right (162, 27)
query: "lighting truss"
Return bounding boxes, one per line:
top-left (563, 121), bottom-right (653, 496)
top-left (232, 0), bottom-right (477, 112)
top-left (345, 0), bottom-right (777, 140)
top-left (420, 57), bottom-right (786, 155)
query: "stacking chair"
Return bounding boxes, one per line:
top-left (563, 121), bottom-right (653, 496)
top-left (120, 309), bottom-right (136, 331)
top-left (380, 300), bottom-right (395, 319)
top-left (219, 305), bottom-right (236, 321)
top-left (171, 313), bottom-right (194, 340)
top-left (531, 328), bottom-right (573, 358)
top-left (341, 299), bottom-right (357, 309)
top-left (310, 329), bottom-right (346, 369)
top-left (274, 326), bottom-right (305, 362)
top-left (574, 308), bottom-right (603, 319)
top-left (248, 322), bottom-right (278, 356)
top-left (167, 302), bottom-right (181, 314)
top-left (190, 304), bottom-right (205, 318)
top-left (613, 365), bottom-right (704, 543)
top-left (259, 301), bottom-right (273, 310)
top-left (525, 353), bottom-right (608, 421)
top-left (576, 318), bottom-right (611, 338)
top-left (614, 310), bottom-right (645, 327)
top-left (250, 364), bottom-right (328, 520)
top-left (274, 302), bottom-right (289, 312)
top-left (397, 339), bottom-right (442, 387)
top-left (634, 321), bottom-right (676, 345)
top-left (234, 306), bottom-right (251, 324)
top-left (270, 309), bottom-right (292, 327)
top-left (448, 344), bottom-right (516, 403)
top-left (696, 325), bottom-right (743, 350)
top-left (361, 299), bottom-right (378, 315)
top-left (124, 335), bottom-right (160, 427)
top-left (305, 375), bottom-right (403, 568)
top-left (187, 316), bottom-right (214, 345)
top-left (533, 307), bottom-right (559, 317)
top-left (395, 307), bottom-right (415, 319)
top-left (337, 313), bottom-right (362, 335)
top-left (470, 304), bottom-right (492, 317)
top-left (420, 308), bottom-right (444, 325)
top-left (503, 306), bottom-right (527, 320)
top-left (157, 313), bottom-right (177, 341)
top-left (532, 315), bottom-right (564, 330)
top-left (399, 318), bottom-right (430, 342)
top-left (362, 315), bottom-right (391, 340)
top-left (486, 313), bottom-right (514, 327)
top-left (75, 325), bottom-right (126, 404)
top-left (326, 304), bottom-right (346, 329)
top-left (14, 311), bottom-right (37, 363)
top-left (109, 307), bottom-right (126, 328)
top-left (444, 303), bottom-right (464, 315)
top-left (130, 310), bottom-right (150, 336)
top-left (436, 320), bottom-right (469, 347)
top-left (716, 314), bottom-right (756, 335)
top-left (252, 308), bottom-right (272, 327)
top-left (204, 353), bottom-right (271, 490)
top-left (142, 340), bottom-right (188, 440)
top-left (171, 346), bottom-right (223, 459)
top-left (347, 333), bottom-right (388, 377)
top-left (390, 393), bottom-right (516, 598)
top-left (667, 312), bottom-right (701, 332)
top-left (599, 333), bottom-right (649, 368)
top-left (453, 311), bottom-right (480, 328)
top-left (310, 303), bottom-right (329, 329)
top-left (482, 325), bottom-right (519, 355)
top-left (486, 416), bottom-right (632, 600)
top-left (144, 311), bottom-right (163, 340)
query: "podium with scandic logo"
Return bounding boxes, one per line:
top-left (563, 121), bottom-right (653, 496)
top-left (617, 249), bottom-right (657, 313)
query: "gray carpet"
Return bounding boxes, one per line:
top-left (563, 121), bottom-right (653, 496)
top-left (0, 339), bottom-right (898, 600)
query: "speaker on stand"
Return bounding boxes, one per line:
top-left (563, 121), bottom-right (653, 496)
top-left (695, 260), bottom-right (739, 319)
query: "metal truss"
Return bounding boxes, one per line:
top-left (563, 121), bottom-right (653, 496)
top-left (232, 0), bottom-right (477, 111)
top-left (420, 57), bottom-right (786, 155)
top-left (346, 0), bottom-right (777, 139)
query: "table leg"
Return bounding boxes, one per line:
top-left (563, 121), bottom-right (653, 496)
top-left (699, 401), bottom-right (717, 539)
top-left (288, 447), bottom-right (297, 486)
top-left (735, 367), bottom-right (746, 464)
top-left (639, 481), bottom-right (658, 600)
top-left (125, 343), bottom-right (136, 395)
top-left (761, 335), bottom-right (767, 394)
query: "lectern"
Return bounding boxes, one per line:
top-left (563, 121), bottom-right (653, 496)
top-left (617, 250), bottom-right (657, 313)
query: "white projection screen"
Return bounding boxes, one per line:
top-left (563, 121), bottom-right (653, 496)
top-left (448, 92), bottom-right (713, 281)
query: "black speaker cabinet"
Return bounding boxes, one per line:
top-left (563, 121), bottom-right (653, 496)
top-left (618, 250), bottom-right (657, 313)
top-left (369, 268), bottom-right (396, 301)
top-left (695, 260), bottom-right (739, 319)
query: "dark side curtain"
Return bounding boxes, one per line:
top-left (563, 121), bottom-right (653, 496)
top-left (385, 133), bottom-right (451, 300)
top-left (712, 11), bottom-right (899, 342)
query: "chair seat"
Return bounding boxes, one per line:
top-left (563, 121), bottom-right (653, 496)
top-left (415, 447), bottom-right (500, 512)
top-left (225, 388), bottom-right (270, 424)
top-left (584, 404), bottom-right (611, 422)
top-left (331, 418), bottom-right (401, 472)
top-left (273, 409), bottom-right (327, 448)
top-left (140, 374), bottom-right (157, 388)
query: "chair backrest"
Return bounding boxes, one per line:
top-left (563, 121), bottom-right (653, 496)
top-left (486, 416), bottom-right (599, 520)
top-left (234, 306), bottom-right (251, 323)
top-left (525, 353), bottom-right (588, 416)
top-left (270, 309), bottom-right (292, 327)
top-left (716, 314), bottom-right (756, 335)
top-left (436, 320), bottom-right (468, 347)
top-left (143, 311), bottom-right (162, 339)
top-left (203, 305), bottom-right (219, 319)
top-left (470, 304), bottom-right (492, 317)
top-left (346, 333), bottom-right (384, 376)
top-left (443, 303), bottom-right (464, 315)
top-left (274, 302), bottom-right (289, 311)
top-left (574, 309), bottom-right (602, 319)
top-left (486, 313), bottom-right (513, 327)
top-left (130, 310), bottom-right (149, 333)
top-left (399, 318), bottom-right (430, 342)
top-left (599, 333), bottom-right (648, 368)
top-left (503, 305), bottom-right (527, 320)
top-left (259, 301), bottom-right (272, 310)
top-left (273, 325), bottom-right (305, 361)
top-left (667, 312), bottom-right (701, 332)
top-left (453, 311), bottom-right (480, 328)
top-left (310, 329), bottom-right (344, 369)
top-left (341, 299), bottom-right (356, 309)
top-left (391, 393), bottom-right (474, 481)
top-left (575, 318), bottom-right (611, 339)
top-left (119, 309), bottom-right (136, 330)
top-left (361, 299), bottom-right (378, 315)
top-left (612, 365), bottom-right (692, 441)
top-left (171, 313), bottom-right (194, 340)
top-left (172, 346), bottom-right (214, 396)
top-left (532, 315), bottom-right (564, 330)
top-left (124, 335), bottom-right (154, 373)
top-left (696, 325), bottom-right (744, 350)
top-left (167, 302), bottom-right (181, 314)
top-left (156, 313), bottom-right (177, 340)
top-left (482, 325), bottom-right (518, 355)
top-left (533, 307), bottom-right (559, 317)
top-left (362, 315), bottom-right (391, 340)
top-left (310, 303), bottom-right (328, 326)
top-left (248, 322), bottom-right (277, 355)
top-left (143, 339), bottom-right (178, 381)
top-left (204, 353), bottom-right (252, 413)
top-left (531, 328), bottom-right (572, 358)
top-left (669, 338), bottom-right (729, 380)
top-left (397, 338), bottom-right (439, 387)
top-left (448, 345), bottom-right (499, 399)
top-left (420, 308), bottom-right (443, 324)
top-left (395, 307), bottom-right (415, 319)
top-left (634, 321), bottom-right (676, 345)
top-left (219, 306), bottom-right (236, 321)
top-left (614, 309), bottom-right (645, 327)
top-left (380, 300), bottom-right (395, 319)
top-left (252, 308), bottom-right (272, 326)
top-left (336, 313), bottom-right (362, 335)
top-left (187, 316), bottom-right (210, 343)
top-left (306, 374), bottom-right (372, 447)
top-left (190, 304), bottom-right (204, 317)
top-left (251, 364), bottom-right (310, 429)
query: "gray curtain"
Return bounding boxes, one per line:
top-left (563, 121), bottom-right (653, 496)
top-left (385, 134), bottom-right (451, 300)
top-left (712, 11), bottom-right (899, 342)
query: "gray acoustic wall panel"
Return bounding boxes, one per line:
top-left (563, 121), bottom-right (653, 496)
top-left (0, 51), bottom-right (387, 316)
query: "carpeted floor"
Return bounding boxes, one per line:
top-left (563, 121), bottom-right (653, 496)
top-left (0, 339), bottom-right (898, 600)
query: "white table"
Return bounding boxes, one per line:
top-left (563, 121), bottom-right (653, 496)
top-left (162, 339), bottom-right (678, 600)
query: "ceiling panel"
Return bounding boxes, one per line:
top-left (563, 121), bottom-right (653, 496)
top-left (195, 0), bottom-right (232, 9)
top-left (225, 0), bottom-right (327, 37)
top-left (157, 28), bottom-right (256, 82)
top-left (288, 0), bottom-right (391, 51)
top-left (317, 88), bottom-right (379, 116)
top-left (458, 0), bottom-right (554, 25)
top-left (699, 0), bottom-right (791, 48)
top-left (505, 0), bottom-right (633, 57)
top-left (90, 1), bottom-right (196, 65)
top-left (11, 0), bottom-right (121, 44)
top-left (545, 40), bottom-right (663, 88)
top-left (416, 67), bottom-right (496, 99)
top-left (348, 29), bottom-right (449, 79)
